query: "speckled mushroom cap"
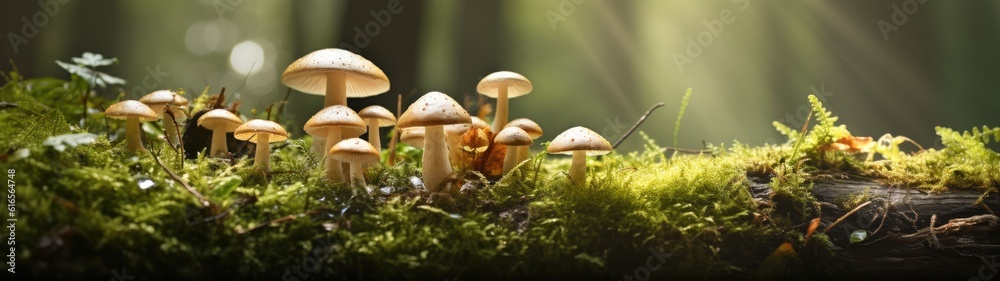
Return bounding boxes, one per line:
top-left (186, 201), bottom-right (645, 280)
top-left (234, 119), bottom-right (289, 143)
top-left (495, 126), bottom-right (532, 146)
top-left (281, 48), bottom-right (390, 97)
top-left (476, 71), bottom-right (533, 98)
top-left (139, 90), bottom-right (176, 114)
top-left (505, 118), bottom-right (543, 139)
top-left (397, 92), bottom-right (471, 128)
top-left (198, 109), bottom-right (244, 132)
top-left (329, 138), bottom-right (380, 163)
top-left (303, 105), bottom-right (367, 137)
top-left (547, 126), bottom-right (612, 156)
top-left (400, 127), bottom-right (425, 148)
top-left (358, 105), bottom-right (397, 127)
top-left (105, 100), bottom-right (159, 121)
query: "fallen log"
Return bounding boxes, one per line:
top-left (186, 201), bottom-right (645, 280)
top-left (751, 176), bottom-right (1000, 280)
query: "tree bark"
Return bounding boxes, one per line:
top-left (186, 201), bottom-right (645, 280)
top-left (750, 176), bottom-right (1000, 279)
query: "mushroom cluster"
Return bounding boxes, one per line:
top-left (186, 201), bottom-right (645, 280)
top-left (102, 47), bottom-right (616, 192)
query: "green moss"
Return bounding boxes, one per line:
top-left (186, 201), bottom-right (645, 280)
top-left (1, 73), bottom-right (994, 280)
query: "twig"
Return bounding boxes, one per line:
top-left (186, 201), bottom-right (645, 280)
top-left (151, 148), bottom-right (212, 207)
top-left (928, 214), bottom-right (939, 249)
top-left (823, 201), bottom-right (873, 233)
top-left (663, 146), bottom-right (709, 154)
top-left (612, 102), bottom-right (666, 149)
top-left (272, 88), bottom-right (292, 123)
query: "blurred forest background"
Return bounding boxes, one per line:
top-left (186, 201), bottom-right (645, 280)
top-left (2, 0), bottom-right (999, 153)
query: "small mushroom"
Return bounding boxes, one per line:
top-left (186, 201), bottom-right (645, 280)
top-left (329, 138), bottom-right (380, 188)
top-left (476, 71), bottom-right (532, 132)
top-left (547, 126), bottom-right (612, 185)
top-left (445, 122), bottom-right (472, 166)
top-left (470, 117), bottom-right (489, 131)
top-left (400, 127), bottom-right (425, 148)
top-left (304, 105), bottom-right (366, 182)
top-left (197, 109), bottom-right (244, 158)
top-left (494, 126), bottom-right (532, 175)
top-left (139, 90), bottom-right (181, 146)
top-left (397, 91), bottom-right (471, 192)
top-left (234, 119), bottom-right (289, 173)
top-left (504, 118), bottom-right (543, 163)
top-left (105, 100), bottom-right (159, 151)
top-left (357, 105), bottom-right (397, 156)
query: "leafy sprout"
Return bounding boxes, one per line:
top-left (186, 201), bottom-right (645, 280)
top-left (55, 52), bottom-right (126, 89)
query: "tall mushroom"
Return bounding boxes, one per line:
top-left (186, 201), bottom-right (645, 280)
top-left (234, 119), bottom-right (288, 173)
top-left (476, 71), bottom-right (532, 132)
top-left (397, 92), bottom-right (471, 192)
top-left (139, 90), bottom-right (180, 146)
top-left (547, 126), bottom-right (612, 185)
top-left (495, 126), bottom-right (532, 175)
top-left (357, 105), bottom-right (396, 155)
top-left (105, 100), bottom-right (159, 152)
top-left (304, 105), bottom-right (366, 182)
top-left (505, 118), bottom-right (543, 163)
top-left (281, 48), bottom-right (390, 158)
top-left (197, 109), bottom-right (244, 158)
top-left (329, 138), bottom-right (380, 188)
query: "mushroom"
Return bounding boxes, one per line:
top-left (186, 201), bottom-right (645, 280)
top-left (197, 109), bottom-right (244, 158)
top-left (476, 71), bottom-right (532, 132)
top-left (400, 127), bottom-right (425, 148)
top-left (470, 117), bottom-right (489, 131)
top-left (281, 48), bottom-right (390, 158)
top-left (234, 119), bottom-right (289, 173)
top-left (444, 122), bottom-right (472, 165)
top-left (329, 138), bottom-right (380, 188)
top-left (494, 126), bottom-right (532, 175)
top-left (139, 90), bottom-right (181, 146)
top-left (357, 105), bottom-right (397, 156)
top-left (304, 105), bottom-right (366, 182)
top-left (504, 118), bottom-right (543, 163)
top-left (105, 100), bottom-right (159, 151)
top-left (397, 92), bottom-right (471, 192)
top-left (546, 126), bottom-right (612, 185)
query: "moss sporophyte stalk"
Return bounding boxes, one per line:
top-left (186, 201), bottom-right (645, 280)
top-left (0, 51), bottom-right (997, 279)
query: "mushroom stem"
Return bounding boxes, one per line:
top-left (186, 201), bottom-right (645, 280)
top-left (569, 150), bottom-right (587, 185)
top-left (125, 116), bottom-right (144, 151)
top-left (368, 122), bottom-right (381, 154)
top-left (446, 134), bottom-right (462, 169)
top-left (349, 163), bottom-right (366, 188)
top-left (324, 129), bottom-right (345, 182)
top-left (325, 72), bottom-right (347, 107)
top-left (210, 129), bottom-right (228, 157)
top-left (255, 133), bottom-right (271, 173)
top-left (422, 125), bottom-right (452, 192)
top-left (491, 86), bottom-right (509, 132)
top-left (502, 145), bottom-right (519, 175)
top-left (517, 145), bottom-right (528, 163)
